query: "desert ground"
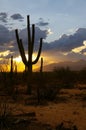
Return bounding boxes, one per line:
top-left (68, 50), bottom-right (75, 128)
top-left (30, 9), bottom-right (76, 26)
top-left (0, 71), bottom-right (86, 130)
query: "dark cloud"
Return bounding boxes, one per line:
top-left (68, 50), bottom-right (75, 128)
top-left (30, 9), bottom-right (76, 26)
top-left (48, 28), bottom-right (86, 52)
top-left (10, 13), bottom-right (24, 21)
top-left (0, 12), bottom-right (8, 23)
top-left (0, 25), bottom-right (48, 60)
top-left (36, 18), bottom-right (49, 26)
top-left (37, 21), bottom-right (49, 26)
top-left (17, 26), bottom-right (48, 51)
top-left (0, 25), bottom-right (17, 59)
top-left (41, 28), bottom-right (86, 63)
top-left (19, 27), bottom-right (47, 41)
top-left (0, 25), bottom-right (15, 43)
top-left (1, 23), bottom-right (86, 63)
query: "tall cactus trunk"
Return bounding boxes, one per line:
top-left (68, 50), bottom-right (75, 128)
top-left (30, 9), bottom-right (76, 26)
top-left (15, 15), bottom-right (43, 94)
top-left (28, 64), bottom-right (32, 75)
top-left (27, 64), bottom-right (32, 94)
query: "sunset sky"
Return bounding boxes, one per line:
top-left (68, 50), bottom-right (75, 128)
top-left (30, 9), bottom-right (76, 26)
top-left (0, 0), bottom-right (86, 71)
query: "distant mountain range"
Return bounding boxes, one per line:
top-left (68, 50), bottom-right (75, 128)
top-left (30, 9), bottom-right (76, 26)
top-left (35, 59), bottom-right (86, 72)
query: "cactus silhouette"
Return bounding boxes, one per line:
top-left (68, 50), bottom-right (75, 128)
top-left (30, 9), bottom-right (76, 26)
top-left (15, 15), bottom-right (43, 73)
top-left (15, 15), bottom-right (43, 94)
top-left (10, 56), bottom-right (13, 74)
top-left (40, 57), bottom-right (43, 73)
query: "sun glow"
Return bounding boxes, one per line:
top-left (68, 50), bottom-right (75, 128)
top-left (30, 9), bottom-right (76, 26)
top-left (14, 55), bottom-right (22, 63)
top-left (13, 54), bottom-right (39, 72)
top-left (14, 54), bottom-right (37, 63)
top-left (47, 28), bottom-right (53, 35)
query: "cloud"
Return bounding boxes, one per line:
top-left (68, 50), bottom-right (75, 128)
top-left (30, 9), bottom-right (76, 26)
top-left (47, 28), bottom-right (86, 52)
top-left (0, 25), bottom-right (14, 43)
top-left (37, 21), bottom-right (49, 26)
top-left (0, 25), bottom-right (48, 61)
top-left (72, 41), bottom-right (86, 54)
top-left (19, 26), bottom-right (47, 42)
top-left (10, 13), bottom-right (24, 21)
top-left (18, 26), bottom-right (48, 51)
top-left (41, 28), bottom-right (86, 63)
top-left (36, 18), bottom-right (49, 26)
top-left (47, 28), bottom-right (53, 35)
top-left (0, 12), bottom-right (8, 23)
top-left (1, 24), bottom-right (86, 64)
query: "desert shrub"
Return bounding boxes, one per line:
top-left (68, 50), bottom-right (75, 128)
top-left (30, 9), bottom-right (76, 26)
top-left (54, 67), bottom-right (76, 87)
top-left (0, 102), bottom-right (13, 129)
top-left (37, 86), bottom-right (59, 101)
top-left (78, 68), bottom-right (86, 83)
top-left (56, 121), bottom-right (78, 130)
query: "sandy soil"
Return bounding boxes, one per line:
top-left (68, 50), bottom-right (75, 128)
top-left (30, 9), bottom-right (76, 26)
top-left (3, 87), bottom-right (85, 130)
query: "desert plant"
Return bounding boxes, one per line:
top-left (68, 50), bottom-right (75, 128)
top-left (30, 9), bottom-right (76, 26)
top-left (10, 56), bottom-right (13, 74)
top-left (40, 57), bottom-right (43, 73)
top-left (14, 62), bottom-right (17, 74)
top-left (0, 102), bottom-right (13, 129)
top-left (10, 56), bottom-right (14, 83)
top-left (15, 15), bottom-right (43, 94)
top-left (37, 86), bottom-right (59, 102)
top-left (37, 57), bottom-right (44, 104)
top-left (54, 67), bottom-right (75, 88)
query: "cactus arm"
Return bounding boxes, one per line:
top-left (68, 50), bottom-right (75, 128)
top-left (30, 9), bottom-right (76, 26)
top-left (19, 39), bottom-right (29, 66)
top-left (32, 38), bottom-right (43, 64)
top-left (27, 15), bottom-right (31, 62)
top-left (15, 29), bottom-right (28, 65)
top-left (31, 24), bottom-right (35, 54)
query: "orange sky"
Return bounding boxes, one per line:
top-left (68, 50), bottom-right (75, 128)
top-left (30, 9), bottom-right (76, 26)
top-left (0, 53), bottom-right (51, 72)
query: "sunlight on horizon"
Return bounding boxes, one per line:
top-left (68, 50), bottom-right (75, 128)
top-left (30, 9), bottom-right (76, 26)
top-left (0, 51), bottom-right (56, 72)
top-left (13, 54), bottom-right (42, 72)
top-left (14, 54), bottom-right (37, 63)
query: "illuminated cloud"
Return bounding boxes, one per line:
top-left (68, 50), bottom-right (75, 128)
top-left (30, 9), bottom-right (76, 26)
top-left (0, 50), bottom-right (10, 57)
top-left (47, 28), bottom-right (86, 52)
top-left (72, 41), bottom-right (86, 53)
top-left (72, 46), bottom-right (85, 53)
top-left (47, 28), bottom-right (53, 35)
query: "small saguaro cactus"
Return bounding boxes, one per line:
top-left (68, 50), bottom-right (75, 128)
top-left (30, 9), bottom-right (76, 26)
top-left (40, 57), bottom-right (43, 73)
top-left (15, 15), bottom-right (43, 74)
top-left (10, 56), bottom-right (13, 74)
top-left (15, 15), bottom-right (43, 94)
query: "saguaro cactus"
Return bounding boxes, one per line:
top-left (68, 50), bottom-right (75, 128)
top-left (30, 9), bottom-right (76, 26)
top-left (15, 15), bottom-right (43, 93)
top-left (10, 56), bottom-right (13, 74)
top-left (40, 57), bottom-right (43, 73)
top-left (15, 15), bottom-right (43, 73)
